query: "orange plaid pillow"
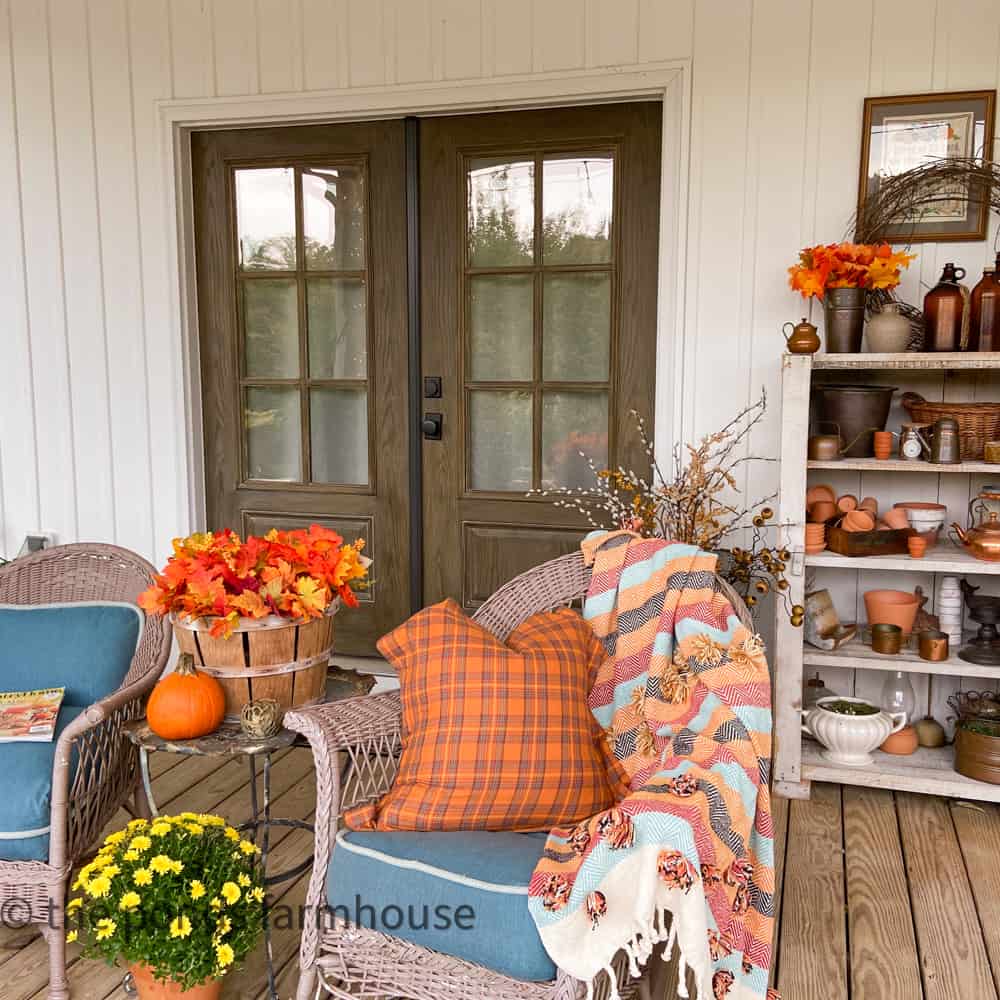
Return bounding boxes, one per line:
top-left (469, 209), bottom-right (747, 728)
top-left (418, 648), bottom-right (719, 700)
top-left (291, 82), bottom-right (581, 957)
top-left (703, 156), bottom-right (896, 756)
top-left (344, 599), bottom-right (621, 832)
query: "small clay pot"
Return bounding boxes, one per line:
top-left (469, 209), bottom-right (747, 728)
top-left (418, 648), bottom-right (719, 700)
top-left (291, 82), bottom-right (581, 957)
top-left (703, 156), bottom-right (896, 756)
top-left (806, 484), bottom-right (837, 506)
top-left (808, 501), bottom-right (837, 523)
top-left (859, 496), bottom-right (879, 516)
top-left (882, 508), bottom-right (911, 530)
top-left (873, 431), bottom-right (894, 459)
top-left (842, 510), bottom-right (875, 532)
top-left (908, 536), bottom-right (927, 559)
top-left (881, 725), bottom-right (919, 755)
top-left (837, 494), bottom-right (858, 512)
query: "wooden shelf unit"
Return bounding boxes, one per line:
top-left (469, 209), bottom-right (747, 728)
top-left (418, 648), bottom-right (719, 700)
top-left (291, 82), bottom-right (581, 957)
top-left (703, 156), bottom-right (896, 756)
top-left (775, 351), bottom-right (1000, 804)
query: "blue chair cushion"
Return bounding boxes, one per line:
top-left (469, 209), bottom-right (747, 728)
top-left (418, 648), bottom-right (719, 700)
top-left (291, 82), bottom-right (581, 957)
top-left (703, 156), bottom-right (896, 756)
top-left (0, 602), bottom-right (143, 707)
top-left (328, 830), bottom-right (555, 982)
top-left (0, 705), bottom-right (84, 861)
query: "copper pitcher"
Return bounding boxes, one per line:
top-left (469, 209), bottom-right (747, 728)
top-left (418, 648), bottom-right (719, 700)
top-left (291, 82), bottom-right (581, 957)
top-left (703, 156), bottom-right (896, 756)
top-left (783, 318), bottom-right (821, 354)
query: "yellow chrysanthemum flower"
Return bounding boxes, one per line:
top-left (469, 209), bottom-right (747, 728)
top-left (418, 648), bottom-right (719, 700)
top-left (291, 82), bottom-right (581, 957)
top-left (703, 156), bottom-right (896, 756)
top-left (100, 865), bottom-right (120, 879)
top-left (127, 818), bottom-right (148, 831)
top-left (134, 868), bottom-right (153, 887)
top-left (216, 915), bottom-right (232, 936)
top-left (199, 814), bottom-right (225, 827)
top-left (237, 873), bottom-right (251, 888)
top-left (66, 897), bottom-right (82, 913)
top-left (149, 855), bottom-right (174, 875)
top-left (223, 827), bottom-right (240, 842)
top-left (169, 915), bottom-right (192, 939)
top-left (103, 831), bottom-right (126, 846)
top-left (129, 835), bottom-right (152, 852)
top-left (95, 918), bottom-right (117, 941)
top-left (150, 822), bottom-right (172, 837)
top-left (185, 823), bottom-right (204, 835)
top-left (86, 875), bottom-right (112, 899)
top-left (119, 892), bottom-right (141, 911)
top-left (238, 839), bottom-right (259, 856)
top-left (210, 897), bottom-right (222, 910)
top-left (66, 930), bottom-right (78, 944)
top-left (220, 881), bottom-right (241, 905)
top-left (170, 860), bottom-right (184, 875)
top-left (190, 880), bottom-right (206, 901)
top-left (215, 943), bottom-right (235, 967)
top-left (122, 850), bottom-right (140, 862)
top-left (249, 886), bottom-right (265, 903)
top-left (180, 812), bottom-right (199, 822)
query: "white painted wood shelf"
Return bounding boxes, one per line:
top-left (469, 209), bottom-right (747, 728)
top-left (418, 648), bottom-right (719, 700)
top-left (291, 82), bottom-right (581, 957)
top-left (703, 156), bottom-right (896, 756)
top-left (805, 546), bottom-right (1000, 574)
top-left (808, 457), bottom-right (1000, 474)
top-left (800, 742), bottom-right (1000, 803)
top-left (775, 351), bottom-right (1000, 805)
top-left (803, 635), bottom-right (1000, 681)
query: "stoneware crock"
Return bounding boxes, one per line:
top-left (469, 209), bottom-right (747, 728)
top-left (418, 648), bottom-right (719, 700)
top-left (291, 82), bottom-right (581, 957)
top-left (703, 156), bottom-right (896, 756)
top-left (801, 696), bottom-right (907, 767)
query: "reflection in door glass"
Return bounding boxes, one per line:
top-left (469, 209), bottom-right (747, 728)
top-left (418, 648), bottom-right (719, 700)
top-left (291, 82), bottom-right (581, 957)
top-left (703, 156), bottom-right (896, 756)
top-left (542, 273), bottom-right (610, 381)
top-left (302, 167), bottom-right (366, 270)
top-left (245, 387), bottom-right (302, 481)
top-left (235, 168), bottom-right (296, 270)
top-left (307, 278), bottom-right (367, 378)
top-left (467, 159), bottom-right (534, 267)
top-left (469, 275), bottom-right (533, 381)
top-left (542, 155), bottom-right (613, 264)
top-left (310, 388), bottom-right (369, 485)
top-left (469, 390), bottom-right (532, 491)
top-left (542, 391), bottom-right (608, 490)
top-left (243, 279), bottom-right (299, 378)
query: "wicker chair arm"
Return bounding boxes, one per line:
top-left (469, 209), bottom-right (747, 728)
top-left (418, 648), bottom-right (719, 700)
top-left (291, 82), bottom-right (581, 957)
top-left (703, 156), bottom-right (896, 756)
top-left (284, 691), bottom-right (402, 755)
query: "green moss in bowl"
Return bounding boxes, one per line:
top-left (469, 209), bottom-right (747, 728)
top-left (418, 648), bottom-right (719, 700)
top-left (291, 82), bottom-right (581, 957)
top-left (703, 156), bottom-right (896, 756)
top-left (819, 699), bottom-right (880, 717)
top-left (959, 719), bottom-right (1000, 738)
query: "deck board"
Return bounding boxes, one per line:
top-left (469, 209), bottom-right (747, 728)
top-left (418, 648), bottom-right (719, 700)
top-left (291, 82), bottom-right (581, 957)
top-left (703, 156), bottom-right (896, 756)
top-left (4, 748), bottom-right (1000, 1000)
top-left (843, 787), bottom-right (922, 1000)
top-left (897, 793), bottom-right (998, 1000)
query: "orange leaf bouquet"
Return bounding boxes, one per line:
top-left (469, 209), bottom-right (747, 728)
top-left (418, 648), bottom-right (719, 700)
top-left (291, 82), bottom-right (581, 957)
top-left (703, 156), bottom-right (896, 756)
top-left (138, 526), bottom-right (369, 638)
top-left (788, 242), bottom-right (915, 299)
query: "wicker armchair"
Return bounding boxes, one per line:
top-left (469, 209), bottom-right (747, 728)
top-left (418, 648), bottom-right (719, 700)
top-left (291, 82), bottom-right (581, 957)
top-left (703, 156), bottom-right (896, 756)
top-left (285, 551), bottom-right (752, 1000)
top-left (0, 543), bottom-right (171, 1000)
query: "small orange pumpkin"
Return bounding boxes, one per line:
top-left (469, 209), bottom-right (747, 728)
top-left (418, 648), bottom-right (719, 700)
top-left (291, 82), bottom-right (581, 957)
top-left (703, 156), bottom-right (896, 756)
top-left (147, 653), bottom-right (226, 740)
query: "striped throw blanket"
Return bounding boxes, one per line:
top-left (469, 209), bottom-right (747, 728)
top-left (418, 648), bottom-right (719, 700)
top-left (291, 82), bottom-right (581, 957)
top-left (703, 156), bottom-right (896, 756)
top-left (528, 531), bottom-right (779, 1000)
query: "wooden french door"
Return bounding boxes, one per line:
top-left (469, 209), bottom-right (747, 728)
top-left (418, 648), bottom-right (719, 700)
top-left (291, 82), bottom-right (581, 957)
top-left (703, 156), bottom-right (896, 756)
top-left (191, 103), bottom-right (661, 652)
top-left (419, 103), bottom-right (662, 609)
top-left (192, 121), bottom-right (410, 655)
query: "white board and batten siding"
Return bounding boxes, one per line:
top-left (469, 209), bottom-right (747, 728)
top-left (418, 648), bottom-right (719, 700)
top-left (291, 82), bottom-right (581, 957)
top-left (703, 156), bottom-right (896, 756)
top-left (2, 1), bottom-right (1000, 608)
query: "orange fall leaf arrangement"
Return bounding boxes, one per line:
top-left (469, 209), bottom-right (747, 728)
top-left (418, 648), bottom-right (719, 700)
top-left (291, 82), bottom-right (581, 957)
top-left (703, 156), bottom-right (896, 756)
top-left (788, 242), bottom-right (916, 299)
top-left (138, 525), bottom-right (369, 638)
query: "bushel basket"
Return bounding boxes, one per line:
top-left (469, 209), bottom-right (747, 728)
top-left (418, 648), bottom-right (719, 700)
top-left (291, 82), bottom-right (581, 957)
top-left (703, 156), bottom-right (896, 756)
top-left (172, 604), bottom-right (336, 718)
top-left (902, 392), bottom-right (1000, 460)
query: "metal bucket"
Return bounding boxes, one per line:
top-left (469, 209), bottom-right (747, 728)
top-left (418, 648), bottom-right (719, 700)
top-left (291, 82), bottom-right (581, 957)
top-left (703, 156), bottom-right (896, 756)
top-left (813, 384), bottom-right (897, 458)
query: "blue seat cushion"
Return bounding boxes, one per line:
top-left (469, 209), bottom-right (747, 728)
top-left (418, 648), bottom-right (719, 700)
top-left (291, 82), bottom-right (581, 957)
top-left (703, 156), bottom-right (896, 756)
top-left (0, 602), bottom-right (143, 707)
top-left (0, 705), bottom-right (84, 861)
top-left (328, 830), bottom-right (555, 982)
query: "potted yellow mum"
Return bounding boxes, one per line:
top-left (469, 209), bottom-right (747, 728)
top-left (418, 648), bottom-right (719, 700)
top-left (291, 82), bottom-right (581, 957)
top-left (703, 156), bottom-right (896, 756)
top-left (66, 813), bottom-right (265, 998)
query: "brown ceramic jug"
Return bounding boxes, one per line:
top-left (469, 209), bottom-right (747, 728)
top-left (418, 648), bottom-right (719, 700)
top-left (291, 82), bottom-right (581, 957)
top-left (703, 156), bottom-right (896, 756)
top-left (969, 254), bottom-right (1000, 351)
top-left (923, 262), bottom-right (967, 351)
top-left (782, 318), bottom-right (821, 354)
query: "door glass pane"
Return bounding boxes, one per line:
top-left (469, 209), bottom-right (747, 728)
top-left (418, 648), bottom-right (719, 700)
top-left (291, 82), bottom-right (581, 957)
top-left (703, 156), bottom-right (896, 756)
top-left (235, 168), bottom-right (296, 270)
top-left (543, 155), bottom-right (613, 264)
top-left (310, 388), bottom-right (369, 485)
top-left (469, 275), bottom-right (533, 381)
top-left (242, 279), bottom-right (299, 378)
top-left (543, 273), bottom-right (610, 381)
top-left (542, 391), bottom-right (608, 489)
top-left (245, 387), bottom-right (302, 481)
top-left (302, 167), bottom-right (365, 270)
top-left (307, 278), bottom-right (367, 378)
top-left (469, 390), bottom-right (532, 491)
top-left (467, 158), bottom-right (534, 267)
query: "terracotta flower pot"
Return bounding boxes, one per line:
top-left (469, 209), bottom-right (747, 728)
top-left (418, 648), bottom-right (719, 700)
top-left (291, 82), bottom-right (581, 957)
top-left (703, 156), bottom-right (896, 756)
top-left (129, 965), bottom-right (222, 1000)
top-left (864, 589), bottom-right (921, 635)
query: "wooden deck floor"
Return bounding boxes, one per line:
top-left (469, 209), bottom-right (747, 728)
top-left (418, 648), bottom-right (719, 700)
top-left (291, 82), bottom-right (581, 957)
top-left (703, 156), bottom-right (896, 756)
top-left (1, 755), bottom-right (999, 1000)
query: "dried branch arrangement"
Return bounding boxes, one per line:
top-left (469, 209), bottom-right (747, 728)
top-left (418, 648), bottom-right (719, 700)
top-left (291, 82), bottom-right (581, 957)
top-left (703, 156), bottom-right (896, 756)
top-left (537, 391), bottom-right (801, 624)
top-left (849, 157), bottom-right (1000, 344)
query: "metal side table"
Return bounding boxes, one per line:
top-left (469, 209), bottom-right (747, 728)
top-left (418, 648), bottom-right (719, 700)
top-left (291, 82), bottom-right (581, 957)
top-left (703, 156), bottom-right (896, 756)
top-left (122, 720), bottom-right (315, 1000)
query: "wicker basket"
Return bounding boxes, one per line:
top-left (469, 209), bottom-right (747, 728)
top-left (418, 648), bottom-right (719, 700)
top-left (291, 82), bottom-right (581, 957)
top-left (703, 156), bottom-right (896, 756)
top-left (901, 392), bottom-right (1000, 460)
top-left (172, 605), bottom-right (336, 718)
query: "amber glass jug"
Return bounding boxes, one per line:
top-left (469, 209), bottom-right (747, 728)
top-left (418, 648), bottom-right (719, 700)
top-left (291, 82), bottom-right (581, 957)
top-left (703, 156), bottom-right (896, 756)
top-left (923, 262), bottom-right (967, 351)
top-left (969, 253), bottom-right (1000, 351)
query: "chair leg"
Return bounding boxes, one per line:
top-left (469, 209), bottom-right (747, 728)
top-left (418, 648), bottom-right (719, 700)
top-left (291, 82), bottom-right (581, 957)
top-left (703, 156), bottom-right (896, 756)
top-left (42, 918), bottom-right (70, 1000)
top-left (132, 778), bottom-right (153, 821)
top-left (296, 963), bottom-right (319, 1000)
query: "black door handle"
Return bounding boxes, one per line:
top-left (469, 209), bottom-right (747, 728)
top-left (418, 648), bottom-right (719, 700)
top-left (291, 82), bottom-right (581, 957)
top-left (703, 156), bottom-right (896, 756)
top-left (422, 413), bottom-right (443, 440)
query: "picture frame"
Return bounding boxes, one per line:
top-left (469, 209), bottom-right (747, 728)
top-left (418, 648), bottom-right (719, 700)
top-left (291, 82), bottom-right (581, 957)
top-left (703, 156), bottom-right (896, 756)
top-left (857, 89), bottom-right (996, 243)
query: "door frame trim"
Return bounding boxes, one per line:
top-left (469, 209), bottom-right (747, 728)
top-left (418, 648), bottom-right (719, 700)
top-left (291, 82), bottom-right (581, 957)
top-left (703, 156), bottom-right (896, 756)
top-left (160, 61), bottom-right (691, 536)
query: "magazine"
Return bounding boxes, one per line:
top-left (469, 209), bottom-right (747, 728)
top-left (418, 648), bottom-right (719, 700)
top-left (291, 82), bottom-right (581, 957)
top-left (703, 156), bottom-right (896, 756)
top-left (0, 687), bottom-right (65, 742)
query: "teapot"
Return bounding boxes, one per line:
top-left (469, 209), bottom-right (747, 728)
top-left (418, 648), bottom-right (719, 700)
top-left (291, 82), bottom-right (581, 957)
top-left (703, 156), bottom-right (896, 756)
top-left (802, 696), bottom-right (906, 767)
top-left (951, 504), bottom-right (1000, 562)
top-left (782, 318), bottom-right (821, 354)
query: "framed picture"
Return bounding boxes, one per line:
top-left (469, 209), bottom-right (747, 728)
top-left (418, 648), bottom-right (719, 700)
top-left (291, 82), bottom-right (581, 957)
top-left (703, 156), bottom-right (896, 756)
top-left (858, 89), bottom-right (996, 242)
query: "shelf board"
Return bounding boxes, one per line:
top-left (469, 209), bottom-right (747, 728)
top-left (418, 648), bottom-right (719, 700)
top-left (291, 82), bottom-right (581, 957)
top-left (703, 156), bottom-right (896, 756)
top-left (805, 546), bottom-right (1000, 574)
top-left (810, 351), bottom-right (1000, 371)
top-left (803, 635), bottom-right (1000, 680)
top-left (808, 457), bottom-right (1000, 474)
top-left (800, 741), bottom-right (1000, 802)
